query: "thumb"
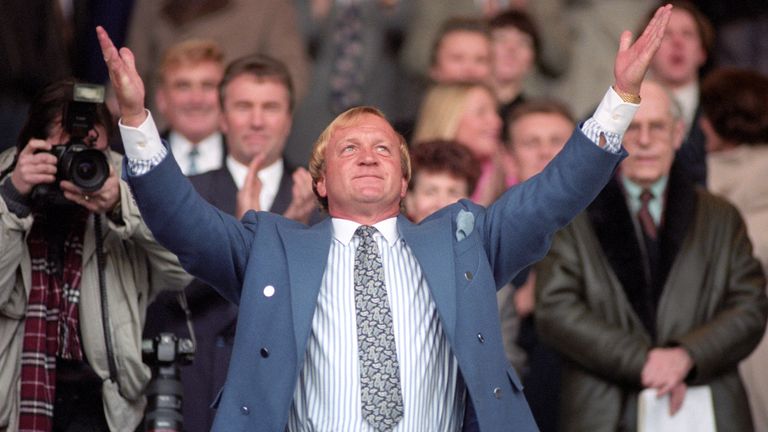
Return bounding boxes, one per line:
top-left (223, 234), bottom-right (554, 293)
top-left (618, 30), bottom-right (633, 53)
top-left (119, 47), bottom-right (137, 72)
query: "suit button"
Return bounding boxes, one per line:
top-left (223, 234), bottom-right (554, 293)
top-left (263, 285), bottom-right (275, 297)
top-left (241, 405), bottom-right (250, 415)
top-left (493, 387), bottom-right (503, 399)
top-left (477, 333), bottom-right (485, 343)
top-left (260, 347), bottom-right (269, 358)
top-left (464, 271), bottom-right (473, 281)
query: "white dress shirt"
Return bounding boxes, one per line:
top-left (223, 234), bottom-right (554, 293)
top-left (169, 130), bottom-right (224, 176)
top-left (288, 217), bottom-right (463, 431)
top-left (226, 155), bottom-right (284, 213)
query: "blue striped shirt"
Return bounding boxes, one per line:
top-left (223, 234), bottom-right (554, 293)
top-left (287, 217), bottom-right (464, 431)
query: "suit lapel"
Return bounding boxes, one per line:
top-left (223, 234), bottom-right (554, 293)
top-left (398, 214), bottom-right (457, 338)
top-left (657, 163), bottom-right (697, 288)
top-left (587, 178), bottom-right (650, 323)
top-left (279, 218), bottom-right (333, 363)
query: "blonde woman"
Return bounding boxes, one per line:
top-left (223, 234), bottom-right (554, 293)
top-left (413, 82), bottom-right (508, 205)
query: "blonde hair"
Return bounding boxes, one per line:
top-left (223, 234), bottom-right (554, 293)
top-left (309, 106), bottom-right (411, 211)
top-left (157, 39), bottom-right (224, 85)
top-left (412, 82), bottom-right (495, 145)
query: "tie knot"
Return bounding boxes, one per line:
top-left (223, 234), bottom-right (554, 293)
top-left (640, 189), bottom-right (654, 205)
top-left (355, 225), bottom-right (377, 239)
top-left (189, 147), bottom-right (199, 157)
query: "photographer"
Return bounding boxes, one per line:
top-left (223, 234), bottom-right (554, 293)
top-left (0, 80), bottom-right (191, 432)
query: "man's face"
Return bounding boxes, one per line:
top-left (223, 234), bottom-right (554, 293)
top-left (491, 26), bottom-right (535, 84)
top-left (621, 82), bottom-right (685, 187)
top-left (455, 86), bottom-right (502, 160)
top-left (316, 113), bottom-right (407, 221)
top-left (219, 75), bottom-right (292, 167)
top-left (507, 112), bottom-right (572, 182)
top-left (406, 171), bottom-right (469, 223)
top-left (430, 31), bottom-right (492, 83)
top-left (156, 61), bottom-right (223, 143)
top-left (650, 9), bottom-right (706, 88)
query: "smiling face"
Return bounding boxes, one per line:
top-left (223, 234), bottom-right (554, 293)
top-left (455, 86), bottom-right (502, 160)
top-left (219, 74), bottom-right (292, 167)
top-left (315, 113), bottom-right (408, 223)
top-left (508, 112), bottom-right (572, 181)
top-left (430, 30), bottom-right (492, 83)
top-left (406, 171), bottom-right (469, 223)
top-left (156, 60), bottom-right (223, 143)
top-left (650, 9), bottom-right (706, 88)
top-left (621, 81), bottom-right (685, 187)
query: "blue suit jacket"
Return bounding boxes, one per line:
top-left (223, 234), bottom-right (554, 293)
top-left (127, 128), bottom-right (624, 431)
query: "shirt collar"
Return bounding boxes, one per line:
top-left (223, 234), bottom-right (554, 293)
top-left (621, 175), bottom-right (668, 201)
top-left (331, 216), bottom-right (400, 247)
top-left (226, 156), bottom-right (284, 190)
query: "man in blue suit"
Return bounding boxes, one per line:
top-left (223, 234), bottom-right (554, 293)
top-left (97, 5), bottom-right (672, 431)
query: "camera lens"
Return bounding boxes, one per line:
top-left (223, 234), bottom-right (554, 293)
top-left (61, 145), bottom-right (109, 192)
top-left (76, 160), bottom-right (97, 180)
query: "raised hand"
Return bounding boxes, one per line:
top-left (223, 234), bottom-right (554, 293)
top-left (96, 26), bottom-right (146, 126)
top-left (613, 4), bottom-right (672, 96)
top-left (236, 153), bottom-right (267, 219)
top-left (283, 168), bottom-right (316, 224)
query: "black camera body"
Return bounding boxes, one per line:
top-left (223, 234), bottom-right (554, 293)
top-left (31, 83), bottom-right (110, 207)
top-left (142, 333), bottom-right (195, 432)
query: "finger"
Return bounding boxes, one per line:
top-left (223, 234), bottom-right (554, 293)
top-left (618, 30), bottom-right (633, 53)
top-left (96, 26), bottom-right (119, 64)
top-left (119, 47), bottom-right (137, 73)
top-left (20, 139), bottom-right (53, 156)
top-left (244, 153), bottom-right (267, 187)
top-left (669, 384), bottom-right (686, 416)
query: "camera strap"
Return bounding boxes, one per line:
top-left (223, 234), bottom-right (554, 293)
top-left (94, 214), bottom-right (119, 385)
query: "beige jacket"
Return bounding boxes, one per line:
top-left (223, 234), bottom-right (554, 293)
top-left (0, 148), bottom-right (192, 431)
top-left (708, 143), bottom-right (768, 432)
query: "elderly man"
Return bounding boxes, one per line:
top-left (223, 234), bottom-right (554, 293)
top-left (535, 79), bottom-right (768, 431)
top-left (97, 5), bottom-right (671, 431)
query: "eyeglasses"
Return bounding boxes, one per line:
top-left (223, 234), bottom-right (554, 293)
top-left (623, 121), bottom-right (673, 143)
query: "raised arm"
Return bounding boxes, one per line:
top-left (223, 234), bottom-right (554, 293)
top-left (97, 26), bottom-right (147, 128)
top-left (612, 4), bottom-right (672, 98)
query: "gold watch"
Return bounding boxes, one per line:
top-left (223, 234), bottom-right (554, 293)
top-left (613, 86), bottom-right (641, 104)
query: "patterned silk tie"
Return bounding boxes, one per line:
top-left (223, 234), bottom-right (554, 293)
top-left (638, 189), bottom-right (657, 239)
top-left (187, 147), bottom-right (200, 175)
top-left (353, 225), bottom-right (404, 430)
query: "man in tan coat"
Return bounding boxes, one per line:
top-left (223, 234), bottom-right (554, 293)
top-left (535, 79), bottom-right (768, 431)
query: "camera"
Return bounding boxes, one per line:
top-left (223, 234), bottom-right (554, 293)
top-left (31, 83), bottom-right (110, 206)
top-left (142, 333), bottom-right (195, 432)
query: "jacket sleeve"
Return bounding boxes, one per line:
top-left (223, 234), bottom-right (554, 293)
top-left (105, 178), bottom-right (193, 301)
top-left (480, 129), bottom-right (624, 289)
top-left (674, 206), bottom-right (768, 383)
top-left (0, 185), bottom-right (32, 318)
top-left (535, 222), bottom-right (651, 386)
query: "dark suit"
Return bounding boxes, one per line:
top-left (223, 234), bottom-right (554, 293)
top-left (129, 129), bottom-right (624, 431)
top-left (143, 161), bottom-right (312, 432)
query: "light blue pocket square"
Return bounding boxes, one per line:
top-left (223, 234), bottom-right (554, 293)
top-left (456, 210), bottom-right (475, 242)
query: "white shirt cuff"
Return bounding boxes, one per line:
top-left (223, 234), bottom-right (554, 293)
top-left (118, 110), bottom-right (166, 161)
top-left (592, 87), bottom-right (639, 135)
